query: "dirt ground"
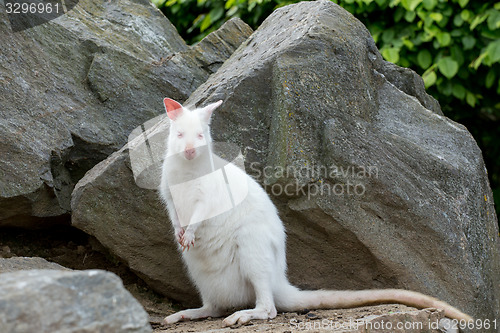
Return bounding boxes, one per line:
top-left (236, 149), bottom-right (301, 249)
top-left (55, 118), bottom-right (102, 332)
top-left (151, 304), bottom-right (419, 333)
top-left (0, 226), bottom-right (423, 333)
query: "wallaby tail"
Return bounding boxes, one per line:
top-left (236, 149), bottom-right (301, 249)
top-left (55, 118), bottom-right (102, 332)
top-left (275, 283), bottom-right (472, 321)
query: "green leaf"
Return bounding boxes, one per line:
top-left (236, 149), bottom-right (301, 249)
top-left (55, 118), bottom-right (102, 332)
top-left (394, 7), bottom-right (405, 22)
top-left (470, 13), bottom-right (489, 31)
top-left (438, 57), bottom-right (459, 79)
top-left (439, 80), bottom-right (453, 96)
top-left (466, 91), bottom-right (476, 106)
top-left (405, 10), bottom-right (416, 22)
top-left (224, 0), bottom-right (236, 9)
top-left (417, 49), bottom-right (432, 69)
top-left (451, 45), bottom-right (465, 66)
top-left (429, 12), bottom-right (443, 23)
top-left (422, 70), bottom-right (437, 87)
top-left (401, 0), bottom-right (423, 11)
top-left (227, 5), bottom-right (238, 16)
top-left (382, 47), bottom-right (400, 63)
top-left (471, 52), bottom-right (488, 70)
top-left (422, 0), bottom-right (437, 10)
top-left (486, 70), bottom-right (496, 88)
top-left (402, 38), bottom-right (414, 50)
top-left (453, 14), bottom-right (464, 27)
top-left (436, 32), bottom-right (451, 47)
top-left (210, 6), bottom-right (224, 23)
top-left (462, 35), bottom-right (476, 50)
top-left (200, 13), bottom-right (212, 32)
top-left (485, 39), bottom-right (500, 65)
top-left (461, 10), bottom-right (471, 22)
top-left (452, 83), bottom-right (466, 99)
top-left (487, 10), bottom-right (500, 30)
top-left (450, 29), bottom-right (463, 37)
top-left (458, 0), bottom-right (469, 8)
top-left (382, 29), bottom-right (395, 44)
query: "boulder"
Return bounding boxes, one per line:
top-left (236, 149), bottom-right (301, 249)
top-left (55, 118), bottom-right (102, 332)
top-left (0, 257), bottom-right (69, 273)
top-left (71, 0), bottom-right (500, 324)
top-left (0, 0), bottom-right (252, 228)
top-left (0, 269), bottom-right (151, 332)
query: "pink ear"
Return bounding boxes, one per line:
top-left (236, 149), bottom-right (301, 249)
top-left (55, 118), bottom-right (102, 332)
top-left (199, 100), bottom-right (223, 122)
top-left (163, 98), bottom-right (183, 120)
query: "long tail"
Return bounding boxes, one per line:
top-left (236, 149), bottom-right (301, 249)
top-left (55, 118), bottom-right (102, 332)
top-left (275, 283), bottom-right (472, 321)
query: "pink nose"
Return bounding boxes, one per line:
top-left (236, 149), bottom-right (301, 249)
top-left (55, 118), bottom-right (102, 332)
top-left (184, 148), bottom-right (196, 160)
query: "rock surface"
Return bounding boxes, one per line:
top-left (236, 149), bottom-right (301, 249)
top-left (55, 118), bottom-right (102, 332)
top-left (0, 0), bottom-right (252, 228)
top-left (71, 0), bottom-right (500, 325)
top-left (0, 257), bottom-right (69, 273)
top-left (0, 269), bottom-right (151, 332)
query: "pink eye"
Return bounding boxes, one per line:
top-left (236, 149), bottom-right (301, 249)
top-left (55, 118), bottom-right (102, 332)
top-left (198, 133), bottom-right (204, 139)
top-left (177, 132), bottom-right (183, 138)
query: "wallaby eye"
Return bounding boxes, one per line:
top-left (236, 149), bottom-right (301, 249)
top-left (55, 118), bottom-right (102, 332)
top-left (177, 132), bottom-right (183, 138)
top-left (198, 133), bottom-right (204, 139)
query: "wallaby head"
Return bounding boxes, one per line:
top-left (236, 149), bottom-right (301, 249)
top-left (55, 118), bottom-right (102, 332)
top-left (163, 98), bottom-right (222, 161)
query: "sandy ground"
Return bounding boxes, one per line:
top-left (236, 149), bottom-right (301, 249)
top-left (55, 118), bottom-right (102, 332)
top-left (148, 304), bottom-right (421, 333)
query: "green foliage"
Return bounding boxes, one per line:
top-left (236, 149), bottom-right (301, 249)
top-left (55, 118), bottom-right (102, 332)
top-left (154, 0), bottom-right (500, 218)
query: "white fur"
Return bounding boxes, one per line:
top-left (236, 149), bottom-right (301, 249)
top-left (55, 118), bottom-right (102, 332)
top-left (158, 99), bottom-right (472, 326)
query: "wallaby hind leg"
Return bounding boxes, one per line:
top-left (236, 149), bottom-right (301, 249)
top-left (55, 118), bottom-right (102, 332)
top-left (222, 279), bottom-right (277, 326)
top-left (163, 304), bottom-right (222, 324)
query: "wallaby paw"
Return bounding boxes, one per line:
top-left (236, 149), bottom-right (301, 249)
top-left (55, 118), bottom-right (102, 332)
top-left (174, 227), bottom-right (184, 244)
top-left (181, 229), bottom-right (195, 251)
top-left (162, 313), bottom-right (183, 325)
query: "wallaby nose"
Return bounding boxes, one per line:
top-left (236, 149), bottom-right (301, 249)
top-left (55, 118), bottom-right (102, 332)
top-left (184, 148), bottom-right (196, 160)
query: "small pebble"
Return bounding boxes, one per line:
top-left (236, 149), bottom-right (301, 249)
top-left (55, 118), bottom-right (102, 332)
top-left (306, 312), bottom-right (319, 320)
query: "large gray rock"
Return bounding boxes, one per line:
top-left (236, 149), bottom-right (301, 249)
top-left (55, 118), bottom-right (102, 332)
top-left (0, 269), bottom-right (151, 332)
top-left (0, 0), bottom-right (252, 228)
top-left (71, 0), bottom-right (500, 325)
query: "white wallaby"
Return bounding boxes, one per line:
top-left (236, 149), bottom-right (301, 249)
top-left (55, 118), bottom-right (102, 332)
top-left (158, 98), bottom-right (473, 326)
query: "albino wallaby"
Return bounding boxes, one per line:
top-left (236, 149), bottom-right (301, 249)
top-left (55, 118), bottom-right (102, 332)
top-left (158, 98), bottom-right (472, 326)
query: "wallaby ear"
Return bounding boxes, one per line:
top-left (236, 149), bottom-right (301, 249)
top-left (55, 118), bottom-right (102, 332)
top-left (198, 100), bottom-right (223, 123)
top-left (164, 98), bottom-right (183, 121)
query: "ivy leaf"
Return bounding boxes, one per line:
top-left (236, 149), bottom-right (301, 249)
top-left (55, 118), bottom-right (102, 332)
top-left (462, 35), bottom-right (476, 50)
top-left (429, 12), bottom-right (443, 23)
top-left (210, 6), bottom-right (224, 23)
top-left (466, 91), bottom-right (476, 106)
top-left (487, 10), bottom-right (500, 30)
top-left (422, 70), bottom-right (437, 88)
top-left (438, 57), bottom-right (459, 79)
top-left (200, 13), bottom-right (212, 32)
top-left (422, 0), bottom-right (437, 10)
top-left (454, 14), bottom-right (464, 27)
top-left (436, 32), bottom-right (451, 47)
top-left (401, 0), bottom-right (423, 11)
top-left (417, 49), bottom-right (432, 69)
top-left (382, 47), bottom-right (400, 63)
top-left (470, 13), bottom-right (489, 31)
top-left (486, 70), bottom-right (496, 89)
top-left (405, 10), bottom-right (416, 22)
top-left (452, 83), bottom-right (466, 99)
top-left (485, 39), bottom-right (500, 65)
